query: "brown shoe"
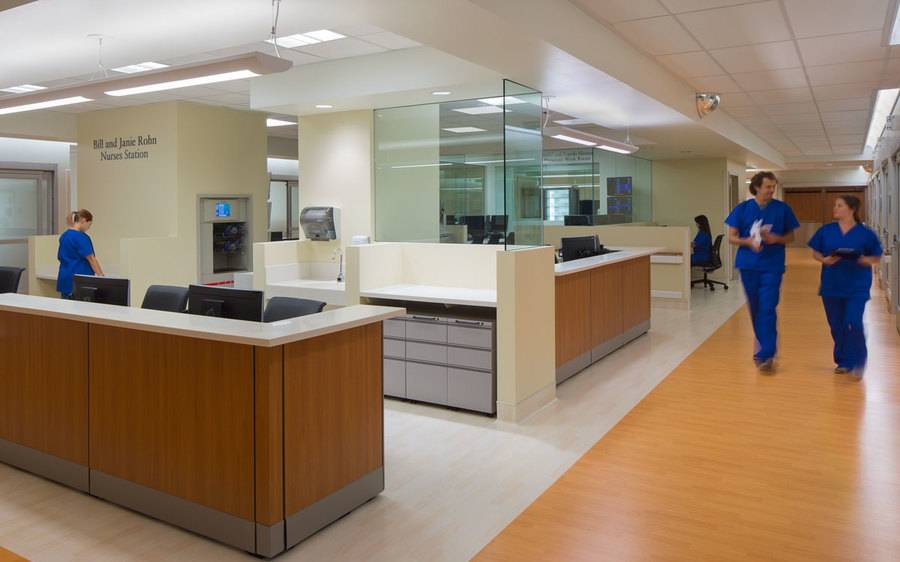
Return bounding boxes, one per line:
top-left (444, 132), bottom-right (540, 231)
top-left (834, 367), bottom-right (849, 374)
top-left (757, 359), bottom-right (775, 374)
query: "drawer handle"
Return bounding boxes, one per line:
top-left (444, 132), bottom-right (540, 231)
top-left (410, 315), bottom-right (441, 322)
top-left (453, 320), bottom-right (487, 327)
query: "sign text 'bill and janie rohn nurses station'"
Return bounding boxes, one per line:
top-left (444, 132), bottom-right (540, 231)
top-left (92, 135), bottom-right (158, 161)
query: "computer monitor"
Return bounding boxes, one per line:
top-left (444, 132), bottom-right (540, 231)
top-left (72, 275), bottom-right (130, 306)
top-left (187, 285), bottom-right (264, 322)
top-left (578, 200), bottom-right (596, 215)
top-left (487, 215), bottom-right (507, 232)
top-left (564, 215), bottom-right (591, 226)
top-left (464, 215), bottom-right (486, 231)
top-left (560, 235), bottom-right (600, 262)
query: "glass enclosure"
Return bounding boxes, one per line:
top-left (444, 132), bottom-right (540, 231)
top-left (268, 179), bottom-right (299, 241)
top-left (0, 168), bottom-right (55, 293)
top-left (373, 81), bottom-right (543, 248)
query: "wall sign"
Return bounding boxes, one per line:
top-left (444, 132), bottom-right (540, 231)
top-left (91, 135), bottom-right (158, 161)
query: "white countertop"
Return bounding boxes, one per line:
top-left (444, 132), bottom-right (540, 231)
top-left (554, 247), bottom-right (665, 276)
top-left (0, 293), bottom-right (403, 347)
top-left (268, 279), bottom-right (347, 306)
top-left (360, 284), bottom-right (497, 308)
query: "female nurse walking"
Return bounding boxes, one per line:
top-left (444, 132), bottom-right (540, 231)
top-left (57, 209), bottom-right (104, 298)
top-left (807, 195), bottom-right (882, 377)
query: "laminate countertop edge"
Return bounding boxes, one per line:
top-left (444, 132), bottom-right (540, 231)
top-left (0, 294), bottom-right (404, 347)
top-left (554, 247), bottom-right (664, 276)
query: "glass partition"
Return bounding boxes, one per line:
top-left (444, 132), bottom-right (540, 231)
top-left (373, 81), bottom-right (543, 248)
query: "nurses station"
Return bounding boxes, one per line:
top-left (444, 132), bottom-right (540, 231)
top-left (1, 1), bottom-right (899, 559)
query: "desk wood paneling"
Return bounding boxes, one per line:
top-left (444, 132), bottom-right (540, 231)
top-left (590, 264), bottom-right (624, 348)
top-left (622, 256), bottom-right (651, 331)
top-left (554, 271), bottom-right (591, 368)
top-left (89, 325), bottom-right (255, 520)
top-left (254, 345), bottom-right (284, 527)
top-left (284, 323), bottom-right (383, 514)
top-left (0, 311), bottom-right (88, 465)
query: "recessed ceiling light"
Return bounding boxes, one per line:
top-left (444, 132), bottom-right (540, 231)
top-left (0, 84), bottom-right (46, 94)
top-left (266, 118), bottom-right (295, 127)
top-left (266, 29), bottom-right (345, 48)
top-left (303, 29), bottom-right (346, 42)
top-left (552, 134), bottom-right (596, 147)
top-left (432, 91), bottom-right (451, 96)
top-left (598, 144), bottom-right (631, 154)
top-left (315, 104), bottom-right (333, 109)
top-left (891, 3), bottom-right (900, 44)
top-left (554, 118), bottom-right (590, 126)
top-left (442, 127), bottom-right (486, 133)
top-left (453, 106), bottom-right (505, 115)
top-left (0, 96), bottom-right (93, 115)
top-left (478, 96), bottom-right (525, 106)
top-left (105, 69), bottom-right (259, 96)
top-left (111, 61), bottom-right (169, 74)
top-left (865, 88), bottom-right (899, 148)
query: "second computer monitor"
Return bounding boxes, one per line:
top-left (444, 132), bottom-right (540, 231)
top-left (187, 285), bottom-right (264, 322)
top-left (72, 275), bottom-right (130, 306)
top-left (560, 235), bottom-right (600, 262)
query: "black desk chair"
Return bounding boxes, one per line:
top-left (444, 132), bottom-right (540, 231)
top-left (691, 234), bottom-right (729, 291)
top-left (0, 267), bottom-right (25, 294)
top-left (263, 296), bottom-right (326, 323)
top-left (142, 285), bottom-right (189, 312)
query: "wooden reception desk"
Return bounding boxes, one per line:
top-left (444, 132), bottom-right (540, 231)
top-left (0, 294), bottom-right (403, 557)
top-left (554, 248), bottom-right (658, 383)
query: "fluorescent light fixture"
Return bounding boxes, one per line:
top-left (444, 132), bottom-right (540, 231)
top-left (453, 106), bottom-right (505, 115)
top-left (554, 118), bottom-right (590, 126)
top-left (504, 125), bottom-right (541, 136)
top-left (391, 162), bottom-right (453, 169)
top-left (552, 134), bottom-right (596, 147)
top-left (864, 88), bottom-right (899, 148)
top-left (478, 96), bottom-right (525, 106)
top-left (442, 127), bottom-right (486, 133)
top-left (464, 158), bottom-right (534, 165)
top-left (432, 91), bottom-right (451, 96)
top-left (892, 4), bottom-right (900, 45)
top-left (0, 96), bottom-right (92, 115)
top-left (266, 29), bottom-right (345, 48)
top-left (266, 118), bottom-right (295, 127)
top-left (598, 144), bottom-right (631, 154)
top-left (0, 84), bottom-right (46, 94)
top-left (315, 104), bottom-right (333, 109)
top-left (105, 69), bottom-right (258, 96)
top-left (111, 61), bottom-right (169, 74)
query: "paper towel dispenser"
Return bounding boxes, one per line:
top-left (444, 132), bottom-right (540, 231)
top-left (299, 206), bottom-right (341, 241)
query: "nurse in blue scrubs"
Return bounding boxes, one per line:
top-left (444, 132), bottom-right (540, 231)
top-left (57, 209), bottom-right (104, 298)
top-left (691, 214), bottom-right (713, 266)
top-left (725, 172), bottom-right (800, 373)
top-left (807, 195), bottom-right (882, 377)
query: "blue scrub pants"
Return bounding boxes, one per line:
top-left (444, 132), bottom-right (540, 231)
top-left (822, 296), bottom-right (868, 370)
top-left (739, 269), bottom-right (783, 362)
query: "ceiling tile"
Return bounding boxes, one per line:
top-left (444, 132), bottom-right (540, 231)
top-left (720, 92), bottom-right (755, 106)
top-left (573, 0), bottom-right (668, 23)
top-left (710, 41), bottom-right (801, 73)
top-left (732, 68), bottom-right (808, 91)
top-left (331, 23), bottom-right (385, 37)
top-left (279, 50), bottom-right (325, 65)
top-left (887, 58), bottom-right (900, 74)
top-left (659, 0), bottom-right (749, 12)
top-left (828, 134), bottom-right (866, 145)
top-left (677, 1), bottom-right (791, 50)
top-left (782, 0), bottom-right (890, 38)
top-left (806, 60), bottom-right (886, 86)
top-left (769, 113), bottom-right (821, 125)
top-left (817, 97), bottom-right (873, 112)
top-left (821, 110), bottom-right (871, 124)
top-left (762, 102), bottom-right (819, 116)
top-left (891, 45), bottom-right (900, 58)
top-left (297, 37), bottom-right (387, 59)
top-left (656, 51), bottom-right (724, 77)
top-left (826, 124), bottom-right (869, 135)
top-left (781, 123), bottom-right (826, 134)
top-left (831, 145), bottom-right (865, 153)
top-left (614, 16), bottom-right (701, 55)
top-left (727, 106), bottom-right (765, 118)
top-left (361, 32), bottom-right (421, 50)
top-left (797, 30), bottom-right (887, 66)
top-left (748, 87), bottom-right (813, 105)
top-left (689, 74), bottom-right (742, 93)
top-left (813, 82), bottom-right (879, 101)
top-left (802, 148), bottom-right (834, 155)
top-left (204, 79), bottom-right (252, 94)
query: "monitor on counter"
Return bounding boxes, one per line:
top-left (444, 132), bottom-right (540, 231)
top-left (72, 275), bottom-right (130, 306)
top-left (560, 235), bottom-right (600, 262)
top-left (564, 215), bottom-right (591, 226)
top-left (187, 285), bottom-right (263, 322)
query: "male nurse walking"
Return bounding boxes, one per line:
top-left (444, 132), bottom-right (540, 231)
top-left (726, 171), bottom-right (800, 373)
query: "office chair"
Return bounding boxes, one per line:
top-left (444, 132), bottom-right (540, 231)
top-left (263, 296), bottom-right (326, 322)
top-left (691, 234), bottom-right (729, 291)
top-left (141, 285), bottom-right (190, 312)
top-left (0, 267), bottom-right (25, 294)
top-left (487, 232), bottom-right (504, 244)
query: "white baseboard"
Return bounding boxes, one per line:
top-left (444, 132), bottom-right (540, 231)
top-left (496, 381), bottom-right (556, 423)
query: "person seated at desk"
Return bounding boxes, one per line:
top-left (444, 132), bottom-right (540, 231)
top-left (691, 214), bottom-right (713, 266)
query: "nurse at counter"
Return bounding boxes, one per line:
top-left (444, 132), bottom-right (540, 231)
top-left (57, 208), bottom-right (104, 298)
top-left (807, 195), bottom-right (882, 376)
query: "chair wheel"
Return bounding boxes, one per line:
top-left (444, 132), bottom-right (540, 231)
top-left (724, 285), bottom-right (729, 290)
top-left (710, 286), bottom-right (715, 291)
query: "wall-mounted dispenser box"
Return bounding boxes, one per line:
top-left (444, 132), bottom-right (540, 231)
top-left (300, 206), bottom-right (341, 241)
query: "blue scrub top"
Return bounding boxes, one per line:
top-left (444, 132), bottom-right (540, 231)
top-left (807, 222), bottom-right (883, 298)
top-left (725, 198), bottom-right (800, 273)
top-left (57, 229), bottom-right (95, 296)
top-left (692, 231), bottom-right (712, 264)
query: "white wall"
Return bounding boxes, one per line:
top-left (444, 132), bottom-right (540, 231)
top-left (267, 157), bottom-right (298, 178)
top-left (776, 167), bottom-right (869, 187)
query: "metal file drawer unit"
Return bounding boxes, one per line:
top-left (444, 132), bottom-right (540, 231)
top-left (382, 315), bottom-right (496, 414)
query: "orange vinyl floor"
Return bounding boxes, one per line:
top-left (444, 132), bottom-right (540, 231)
top-left (476, 250), bottom-right (900, 562)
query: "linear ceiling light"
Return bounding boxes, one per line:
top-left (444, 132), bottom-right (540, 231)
top-left (478, 96), bottom-right (525, 106)
top-left (0, 84), bottom-right (46, 94)
top-left (552, 134), bottom-right (596, 147)
top-left (865, 88), bottom-right (899, 149)
top-left (443, 127), bottom-right (486, 133)
top-left (111, 61), bottom-right (169, 74)
top-left (266, 29), bottom-right (345, 48)
top-left (892, 3), bottom-right (900, 45)
top-left (106, 70), bottom-right (258, 96)
top-left (453, 106), bottom-right (505, 115)
top-left (266, 118), bottom-right (295, 127)
top-left (544, 126), bottom-right (638, 154)
top-left (0, 96), bottom-right (93, 115)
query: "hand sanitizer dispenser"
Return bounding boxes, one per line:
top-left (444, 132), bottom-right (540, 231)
top-left (299, 207), bottom-right (341, 241)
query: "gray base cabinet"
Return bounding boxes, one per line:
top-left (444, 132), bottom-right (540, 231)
top-left (382, 315), bottom-right (496, 414)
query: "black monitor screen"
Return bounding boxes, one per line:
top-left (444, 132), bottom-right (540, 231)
top-left (578, 200), bottom-right (596, 215)
top-left (187, 285), bottom-right (264, 322)
top-left (72, 275), bottom-right (130, 306)
top-left (564, 215), bottom-right (591, 226)
top-left (560, 235), bottom-right (600, 262)
top-left (488, 215), bottom-right (507, 231)
top-left (464, 215), bottom-right (486, 231)
top-left (607, 177), bottom-right (632, 195)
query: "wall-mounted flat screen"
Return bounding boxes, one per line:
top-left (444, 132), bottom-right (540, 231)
top-left (215, 202), bottom-right (232, 218)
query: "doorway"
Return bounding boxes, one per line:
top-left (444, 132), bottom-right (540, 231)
top-left (0, 167), bottom-right (56, 293)
top-left (268, 179), bottom-right (299, 240)
top-left (728, 174), bottom-right (740, 281)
